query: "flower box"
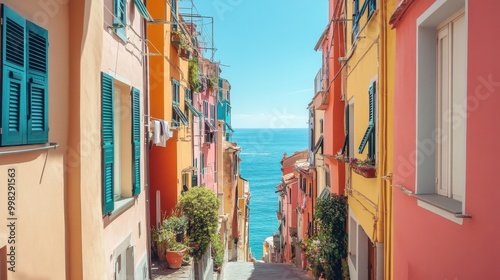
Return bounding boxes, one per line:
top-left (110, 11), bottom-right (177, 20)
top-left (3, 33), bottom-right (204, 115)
top-left (350, 163), bottom-right (376, 178)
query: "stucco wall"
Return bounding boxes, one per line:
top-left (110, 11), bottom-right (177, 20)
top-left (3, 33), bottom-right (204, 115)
top-left (0, 1), bottom-right (69, 279)
top-left (393, 0), bottom-right (500, 278)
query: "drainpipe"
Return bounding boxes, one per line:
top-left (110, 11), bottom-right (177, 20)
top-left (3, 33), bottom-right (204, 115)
top-left (141, 4), bottom-right (152, 278)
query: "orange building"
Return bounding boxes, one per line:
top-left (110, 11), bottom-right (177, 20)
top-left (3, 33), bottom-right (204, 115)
top-left (147, 0), bottom-right (195, 227)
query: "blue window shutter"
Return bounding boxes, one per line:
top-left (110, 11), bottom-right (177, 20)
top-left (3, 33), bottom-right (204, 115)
top-left (1, 5), bottom-right (27, 146)
top-left (101, 72), bottom-right (115, 214)
top-left (358, 82), bottom-right (376, 157)
top-left (131, 87), bottom-right (141, 196)
top-left (26, 21), bottom-right (49, 144)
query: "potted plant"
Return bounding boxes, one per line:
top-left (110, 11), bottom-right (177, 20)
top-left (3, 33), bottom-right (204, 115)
top-left (162, 226), bottom-right (188, 269)
top-left (162, 214), bottom-right (187, 242)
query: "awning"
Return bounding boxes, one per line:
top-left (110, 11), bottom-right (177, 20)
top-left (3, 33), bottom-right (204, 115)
top-left (224, 122), bottom-right (235, 132)
top-left (185, 102), bottom-right (203, 117)
top-left (205, 119), bottom-right (217, 132)
top-left (173, 105), bottom-right (188, 125)
top-left (181, 166), bottom-right (197, 173)
top-left (132, 0), bottom-right (153, 21)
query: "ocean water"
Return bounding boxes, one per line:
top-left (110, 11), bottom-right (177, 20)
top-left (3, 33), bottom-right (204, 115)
top-left (232, 128), bottom-right (308, 260)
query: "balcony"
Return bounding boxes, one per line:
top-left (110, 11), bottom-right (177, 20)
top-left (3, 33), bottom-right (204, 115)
top-left (313, 68), bottom-right (329, 110)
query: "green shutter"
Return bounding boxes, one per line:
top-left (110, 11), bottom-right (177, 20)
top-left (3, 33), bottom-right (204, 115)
top-left (358, 82), bottom-right (376, 158)
top-left (26, 21), bottom-right (48, 144)
top-left (201, 153), bottom-right (204, 175)
top-left (131, 87), bottom-right (141, 196)
top-left (132, 0), bottom-right (153, 21)
top-left (1, 5), bottom-right (27, 146)
top-left (102, 73), bottom-right (115, 214)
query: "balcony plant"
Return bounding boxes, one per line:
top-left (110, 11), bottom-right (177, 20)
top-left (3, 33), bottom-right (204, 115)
top-left (188, 58), bottom-right (202, 93)
top-left (333, 150), bottom-right (349, 163)
top-left (349, 157), bottom-right (376, 178)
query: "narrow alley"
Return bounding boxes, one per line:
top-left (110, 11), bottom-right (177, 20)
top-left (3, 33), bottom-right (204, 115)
top-left (223, 262), bottom-right (313, 280)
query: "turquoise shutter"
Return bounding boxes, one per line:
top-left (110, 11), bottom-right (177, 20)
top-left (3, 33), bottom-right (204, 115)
top-left (131, 87), bottom-right (141, 196)
top-left (102, 73), bottom-right (115, 214)
top-left (27, 21), bottom-right (49, 144)
top-left (114, 0), bottom-right (126, 41)
top-left (358, 81), bottom-right (376, 158)
top-left (1, 5), bottom-right (27, 146)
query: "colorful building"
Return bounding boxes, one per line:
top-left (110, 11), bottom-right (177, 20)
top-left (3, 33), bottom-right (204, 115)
top-left (147, 0), bottom-right (194, 226)
top-left (391, 0), bottom-right (500, 278)
top-left (217, 78), bottom-right (234, 141)
top-left (276, 150), bottom-right (308, 264)
top-left (314, 0), bottom-right (347, 198)
top-left (340, 0), bottom-right (396, 279)
top-left (193, 58), bottom-right (219, 192)
top-left (0, 0), bottom-right (151, 278)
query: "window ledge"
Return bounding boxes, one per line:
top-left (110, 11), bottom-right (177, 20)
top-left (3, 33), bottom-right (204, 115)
top-left (109, 197), bottom-right (135, 220)
top-left (414, 194), bottom-right (466, 225)
top-left (414, 194), bottom-right (462, 214)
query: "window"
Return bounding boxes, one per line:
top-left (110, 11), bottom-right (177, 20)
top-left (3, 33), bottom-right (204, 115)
top-left (352, 0), bottom-right (360, 39)
top-left (200, 153), bottom-right (205, 175)
top-left (185, 88), bottom-right (192, 102)
top-left (182, 173), bottom-right (189, 187)
top-left (436, 12), bottom-right (466, 202)
top-left (415, 0), bottom-right (466, 221)
top-left (210, 104), bottom-right (215, 126)
top-left (1, 5), bottom-right (49, 146)
top-left (325, 167), bottom-right (330, 188)
top-left (113, 0), bottom-right (127, 42)
top-left (101, 73), bottom-right (141, 215)
top-left (203, 100), bottom-right (208, 120)
top-left (172, 79), bottom-right (187, 127)
top-left (171, 0), bottom-right (178, 31)
top-left (218, 90), bottom-right (223, 101)
top-left (358, 82), bottom-right (376, 161)
top-left (319, 119), bottom-right (323, 134)
top-left (341, 101), bottom-right (354, 158)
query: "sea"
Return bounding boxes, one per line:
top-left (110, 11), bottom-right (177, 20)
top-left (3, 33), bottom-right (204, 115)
top-left (232, 128), bottom-right (308, 260)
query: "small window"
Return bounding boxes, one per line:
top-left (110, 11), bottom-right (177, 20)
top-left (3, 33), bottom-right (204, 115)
top-left (210, 104), bottom-right (216, 126)
top-left (319, 119), bottom-right (323, 134)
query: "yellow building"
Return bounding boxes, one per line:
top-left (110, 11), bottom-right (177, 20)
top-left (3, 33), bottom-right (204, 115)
top-left (342, 0), bottom-right (395, 279)
top-left (147, 0), bottom-right (194, 226)
top-left (237, 176), bottom-right (251, 261)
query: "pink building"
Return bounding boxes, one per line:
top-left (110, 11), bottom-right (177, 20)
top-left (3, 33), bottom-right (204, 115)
top-left (276, 151), bottom-right (308, 264)
top-left (392, 0), bottom-right (500, 278)
top-left (193, 58), bottom-right (219, 192)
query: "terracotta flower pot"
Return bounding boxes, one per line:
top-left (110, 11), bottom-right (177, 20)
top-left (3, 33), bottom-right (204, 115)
top-left (166, 249), bottom-right (187, 269)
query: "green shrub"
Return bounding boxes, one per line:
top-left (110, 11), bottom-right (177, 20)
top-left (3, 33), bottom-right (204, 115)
top-left (178, 187), bottom-right (220, 260)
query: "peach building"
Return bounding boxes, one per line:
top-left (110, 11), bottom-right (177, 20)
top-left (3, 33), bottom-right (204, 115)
top-left (0, 0), bottom-right (151, 279)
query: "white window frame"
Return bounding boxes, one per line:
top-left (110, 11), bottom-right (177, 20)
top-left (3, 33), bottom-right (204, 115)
top-left (415, 0), bottom-right (467, 223)
top-left (112, 80), bottom-right (134, 212)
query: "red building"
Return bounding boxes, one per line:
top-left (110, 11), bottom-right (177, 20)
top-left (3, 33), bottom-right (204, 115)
top-left (392, 0), bottom-right (500, 278)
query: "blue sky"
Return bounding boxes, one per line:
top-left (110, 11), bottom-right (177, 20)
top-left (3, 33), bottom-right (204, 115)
top-left (186, 1), bottom-right (328, 128)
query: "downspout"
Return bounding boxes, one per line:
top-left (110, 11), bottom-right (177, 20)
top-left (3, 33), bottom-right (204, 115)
top-left (376, 0), bottom-right (388, 279)
top-left (142, 5), bottom-right (152, 278)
